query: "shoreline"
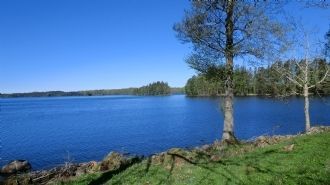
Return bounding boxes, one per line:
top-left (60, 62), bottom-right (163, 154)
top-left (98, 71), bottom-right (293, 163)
top-left (2, 93), bottom-right (330, 99)
top-left (2, 126), bottom-right (329, 185)
top-left (0, 87), bottom-right (185, 99)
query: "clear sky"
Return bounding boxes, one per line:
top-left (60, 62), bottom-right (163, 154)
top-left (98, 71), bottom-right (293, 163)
top-left (0, 0), bottom-right (329, 93)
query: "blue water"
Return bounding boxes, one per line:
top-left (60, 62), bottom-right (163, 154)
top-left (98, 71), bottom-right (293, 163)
top-left (0, 95), bottom-right (329, 170)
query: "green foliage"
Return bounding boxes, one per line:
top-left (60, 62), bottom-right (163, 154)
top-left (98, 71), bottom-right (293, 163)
top-left (185, 75), bottom-right (222, 96)
top-left (186, 59), bottom-right (330, 97)
top-left (80, 88), bottom-right (137, 96)
top-left (0, 83), bottom-right (182, 98)
top-left (0, 89), bottom-right (138, 98)
top-left (233, 67), bottom-right (253, 96)
top-left (170, 87), bottom-right (185, 95)
top-left (133, 81), bottom-right (171, 96)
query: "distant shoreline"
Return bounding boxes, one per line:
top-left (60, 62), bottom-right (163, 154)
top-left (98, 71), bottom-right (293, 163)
top-left (0, 87), bottom-right (185, 98)
top-left (1, 92), bottom-right (329, 98)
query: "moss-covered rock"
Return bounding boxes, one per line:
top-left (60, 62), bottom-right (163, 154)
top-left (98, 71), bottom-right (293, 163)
top-left (100, 152), bottom-right (140, 172)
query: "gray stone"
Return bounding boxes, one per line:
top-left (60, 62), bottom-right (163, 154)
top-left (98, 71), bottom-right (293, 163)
top-left (1, 160), bottom-right (31, 174)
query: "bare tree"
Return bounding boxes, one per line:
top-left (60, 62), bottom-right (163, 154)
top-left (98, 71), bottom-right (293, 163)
top-left (174, 0), bottom-right (289, 142)
top-left (325, 26), bottom-right (330, 59)
top-left (303, 0), bottom-right (330, 9)
top-left (274, 28), bottom-right (330, 131)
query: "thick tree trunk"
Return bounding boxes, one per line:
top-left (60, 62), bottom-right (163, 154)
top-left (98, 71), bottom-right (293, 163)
top-left (222, 58), bottom-right (235, 141)
top-left (304, 84), bottom-right (311, 131)
top-left (222, 0), bottom-right (236, 142)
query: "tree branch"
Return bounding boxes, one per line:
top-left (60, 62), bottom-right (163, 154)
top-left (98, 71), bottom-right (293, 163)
top-left (273, 67), bottom-right (303, 87)
top-left (308, 67), bottom-right (330, 89)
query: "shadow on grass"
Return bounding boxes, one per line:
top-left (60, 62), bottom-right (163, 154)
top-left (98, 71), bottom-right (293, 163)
top-left (222, 147), bottom-right (328, 185)
top-left (89, 138), bottom-right (329, 185)
top-left (87, 158), bottom-right (141, 185)
top-left (165, 152), bottom-right (245, 184)
top-left (157, 155), bottom-right (175, 185)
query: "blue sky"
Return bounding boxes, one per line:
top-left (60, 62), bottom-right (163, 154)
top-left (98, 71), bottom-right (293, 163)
top-left (0, 0), bottom-right (329, 93)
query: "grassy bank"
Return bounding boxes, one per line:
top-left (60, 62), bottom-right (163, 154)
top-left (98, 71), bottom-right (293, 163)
top-left (56, 130), bottom-right (330, 185)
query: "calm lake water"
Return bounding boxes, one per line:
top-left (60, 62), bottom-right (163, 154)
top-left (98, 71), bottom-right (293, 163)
top-left (0, 95), bottom-right (329, 170)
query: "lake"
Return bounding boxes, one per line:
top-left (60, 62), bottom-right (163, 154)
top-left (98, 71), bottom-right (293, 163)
top-left (0, 95), bottom-right (329, 170)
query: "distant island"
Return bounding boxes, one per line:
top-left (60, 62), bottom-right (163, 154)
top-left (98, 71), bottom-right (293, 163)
top-left (133, 81), bottom-right (171, 96)
top-left (0, 81), bottom-right (184, 98)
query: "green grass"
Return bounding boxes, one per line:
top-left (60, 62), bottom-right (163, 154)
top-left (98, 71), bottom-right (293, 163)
top-left (57, 132), bottom-right (330, 185)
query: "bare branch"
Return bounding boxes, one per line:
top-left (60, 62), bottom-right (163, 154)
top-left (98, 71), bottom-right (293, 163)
top-left (196, 36), bottom-right (225, 55)
top-left (273, 67), bottom-right (303, 87)
top-left (308, 67), bottom-right (330, 89)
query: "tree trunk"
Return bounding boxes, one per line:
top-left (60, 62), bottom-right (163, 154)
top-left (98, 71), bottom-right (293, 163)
top-left (304, 84), bottom-right (311, 131)
top-left (222, 60), bottom-right (235, 141)
top-left (222, 0), bottom-right (236, 142)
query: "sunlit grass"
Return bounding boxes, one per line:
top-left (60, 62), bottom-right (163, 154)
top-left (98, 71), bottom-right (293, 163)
top-left (58, 131), bottom-right (330, 185)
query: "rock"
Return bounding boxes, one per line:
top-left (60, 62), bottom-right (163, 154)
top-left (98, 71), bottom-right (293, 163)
top-left (3, 174), bottom-right (31, 185)
top-left (75, 167), bottom-right (87, 177)
top-left (76, 161), bottom-right (98, 176)
top-left (254, 136), bottom-right (270, 147)
top-left (210, 155), bottom-right (221, 162)
top-left (100, 152), bottom-right (140, 172)
top-left (89, 161), bottom-right (98, 168)
top-left (89, 161), bottom-right (100, 171)
top-left (150, 149), bottom-right (188, 169)
top-left (151, 153), bottom-right (166, 164)
top-left (30, 171), bottom-right (54, 184)
top-left (100, 152), bottom-right (123, 171)
top-left (167, 148), bottom-right (186, 155)
top-left (201, 144), bottom-right (211, 151)
top-left (307, 126), bottom-right (330, 134)
top-left (167, 148), bottom-right (196, 162)
top-left (255, 135), bottom-right (267, 141)
top-left (1, 160), bottom-right (31, 174)
top-left (30, 165), bottom-right (77, 184)
top-left (283, 144), bottom-right (295, 152)
top-left (1, 152), bottom-right (142, 185)
top-left (3, 176), bottom-right (18, 185)
top-left (60, 164), bottom-right (78, 177)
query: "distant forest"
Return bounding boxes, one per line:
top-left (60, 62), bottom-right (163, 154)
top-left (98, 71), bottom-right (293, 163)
top-left (2, 58), bottom-right (329, 98)
top-left (133, 81), bottom-right (171, 96)
top-left (0, 82), bottom-right (183, 98)
top-left (185, 59), bottom-right (330, 97)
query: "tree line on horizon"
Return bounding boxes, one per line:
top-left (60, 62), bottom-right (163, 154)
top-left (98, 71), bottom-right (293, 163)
top-left (133, 81), bottom-right (171, 96)
top-left (185, 58), bottom-right (330, 97)
top-left (0, 82), bottom-right (180, 98)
